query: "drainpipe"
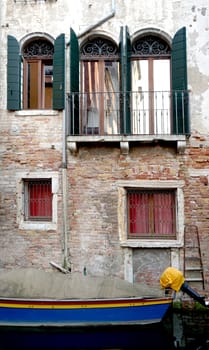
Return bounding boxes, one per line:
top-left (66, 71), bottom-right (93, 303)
top-left (62, 40), bottom-right (69, 270)
top-left (62, 0), bottom-right (116, 271)
top-left (78, 0), bottom-right (115, 39)
top-left (62, 108), bottom-right (69, 270)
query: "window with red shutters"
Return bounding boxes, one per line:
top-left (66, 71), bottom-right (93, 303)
top-left (24, 179), bottom-right (52, 221)
top-left (127, 189), bottom-right (176, 239)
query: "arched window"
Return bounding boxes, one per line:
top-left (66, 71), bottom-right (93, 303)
top-left (7, 34), bottom-right (65, 111)
top-left (23, 39), bottom-right (54, 109)
top-left (131, 35), bottom-right (171, 134)
top-left (69, 29), bottom-right (123, 136)
top-left (68, 26), bottom-right (189, 137)
top-left (80, 37), bottom-right (119, 134)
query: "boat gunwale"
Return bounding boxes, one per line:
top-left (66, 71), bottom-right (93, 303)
top-left (0, 296), bottom-right (173, 306)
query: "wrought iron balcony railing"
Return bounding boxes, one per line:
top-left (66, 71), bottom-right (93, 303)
top-left (67, 90), bottom-right (189, 137)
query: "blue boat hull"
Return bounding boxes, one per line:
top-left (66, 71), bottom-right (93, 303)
top-left (0, 304), bottom-right (170, 327)
top-left (0, 296), bottom-right (172, 327)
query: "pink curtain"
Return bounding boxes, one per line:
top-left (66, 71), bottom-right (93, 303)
top-left (154, 191), bottom-right (175, 235)
top-left (128, 191), bottom-right (175, 237)
top-left (29, 181), bottom-right (52, 219)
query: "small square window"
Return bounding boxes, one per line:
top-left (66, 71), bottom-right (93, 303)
top-left (24, 179), bottom-right (52, 221)
top-left (127, 189), bottom-right (176, 239)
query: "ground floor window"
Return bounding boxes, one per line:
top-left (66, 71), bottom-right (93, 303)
top-left (24, 179), bottom-right (52, 221)
top-left (117, 180), bottom-right (184, 247)
top-left (127, 189), bottom-right (176, 239)
top-left (17, 172), bottom-right (58, 230)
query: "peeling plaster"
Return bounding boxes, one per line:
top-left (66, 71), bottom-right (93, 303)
top-left (189, 66), bottom-right (209, 94)
top-left (201, 7), bottom-right (207, 16)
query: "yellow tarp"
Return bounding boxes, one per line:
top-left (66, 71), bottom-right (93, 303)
top-left (160, 267), bottom-right (185, 292)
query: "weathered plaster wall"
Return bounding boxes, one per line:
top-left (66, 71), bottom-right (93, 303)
top-left (187, 4), bottom-right (209, 132)
top-left (1, 1), bottom-right (209, 128)
top-left (0, 0), bottom-right (209, 291)
top-left (67, 144), bottom-right (183, 282)
top-left (0, 110), bottom-right (64, 269)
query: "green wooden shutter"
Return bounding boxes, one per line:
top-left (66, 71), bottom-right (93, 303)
top-left (7, 35), bottom-right (21, 110)
top-left (70, 28), bottom-right (80, 134)
top-left (53, 34), bottom-right (65, 110)
top-left (172, 27), bottom-right (189, 135)
top-left (119, 26), bottom-right (131, 134)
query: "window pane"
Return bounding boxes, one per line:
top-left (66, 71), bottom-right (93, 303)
top-left (128, 191), bottom-right (149, 234)
top-left (132, 60), bottom-right (149, 92)
top-left (81, 60), bottom-right (119, 135)
top-left (44, 64), bottom-right (53, 109)
top-left (80, 37), bottom-right (119, 135)
top-left (131, 33), bottom-right (171, 136)
top-left (153, 59), bottom-right (170, 91)
top-left (131, 60), bottom-right (149, 134)
top-left (27, 180), bottom-right (52, 220)
top-left (153, 59), bottom-right (171, 134)
top-left (128, 190), bottom-right (176, 239)
top-left (23, 39), bottom-right (54, 109)
top-left (82, 61), bottom-right (100, 134)
top-left (153, 191), bottom-right (176, 235)
top-left (104, 61), bottom-right (120, 134)
top-left (27, 61), bottom-right (40, 109)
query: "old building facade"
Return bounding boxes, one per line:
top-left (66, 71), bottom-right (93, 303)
top-left (0, 0), bottom-right (209, 293)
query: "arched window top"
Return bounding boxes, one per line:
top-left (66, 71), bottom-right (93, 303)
top-left (80, 37), bottom-right (119, 60)
top-left (23, 39), bottom-right (54, 58)
top-left (132, 35), bottom-right (171, 58)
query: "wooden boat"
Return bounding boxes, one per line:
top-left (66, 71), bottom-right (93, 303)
top-left (0, 295), bottom-right (172, 328)
top-left (0, 270), bottom-right (173, 349)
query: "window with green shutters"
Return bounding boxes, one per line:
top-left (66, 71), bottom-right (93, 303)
top-left (68, 26), bottom-right (189, 137)
top-left (7, 35), bottom-right (21, 111)
top-left (7, 34), bottom-right (65, 111)
top-left (80, 35), bottom-right (119, 135)
top-left (131, 33), bottom-right (171, 135)
top-left (171, 27), bottom-right (189, 135)
top-left (69, 28), bottom-right (80, 134)
top-left (119, 26), bottom-right (132, 135)
top-left (130, 27), bottom-right (189, 136)
top-left (53, 34), bottom-right (65, 110)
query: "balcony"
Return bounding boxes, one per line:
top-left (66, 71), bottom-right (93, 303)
top-left (67, 90), bottom-right (189, 154)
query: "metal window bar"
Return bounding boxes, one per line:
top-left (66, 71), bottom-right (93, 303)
top-left (67, 90), bottom-right (189, 136)
top-left (173, 90), bottom-right (188, 135)
top-left (24, 179), bottom-right (52, 221)
top-left (127, 189), bottom-right (176, 239)
top-left (181, 91), bottom-right (185, 134)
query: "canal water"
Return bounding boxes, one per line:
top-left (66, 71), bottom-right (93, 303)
top-left (173, 308), bottom-right (209, 350)
top-left (0, 309), bottom-right (209, 349)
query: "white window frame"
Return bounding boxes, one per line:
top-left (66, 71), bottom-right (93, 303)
top-left (17, 171), bottom-right (58, 230)
top-left (118, 180), bottom-right (184, 248)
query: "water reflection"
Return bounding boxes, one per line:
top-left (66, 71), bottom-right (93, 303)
top-left (0, 323), bottom-right (174, 350)
top-left (174, 311), bottom-right (209, 350)
top-left (1, 310), bottom-right (209, 350)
